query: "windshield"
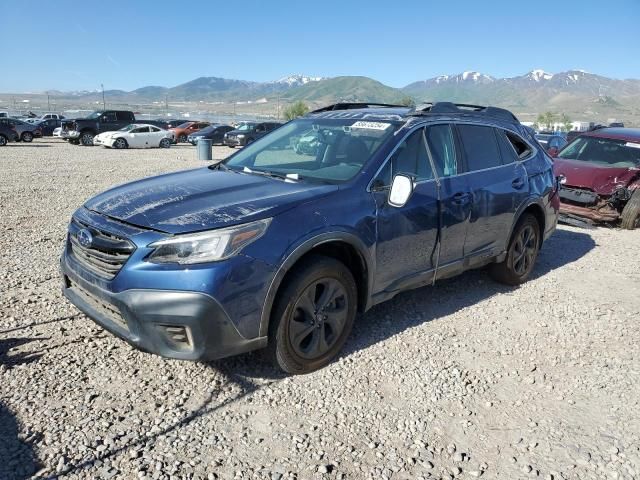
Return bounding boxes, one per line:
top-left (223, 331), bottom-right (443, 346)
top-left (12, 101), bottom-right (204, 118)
top-left (176, 122), bottom-right (192, 129)
top-left (118, 124), bottom-right (136, 132)
top-left (558, 136), bottom-right (640, 168)
top-left (86, 111), bottom-right (103, 119)
top-left (236, 123), bottom-right (256, 132)
top-left (224, 118), bottom-right (400, 183)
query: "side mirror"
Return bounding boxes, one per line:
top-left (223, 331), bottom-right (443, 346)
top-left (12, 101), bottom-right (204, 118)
top-left (548, 147), bottom-right (559, 157)
top-left (388, 174), bottom-right (414, 208)
top-left (555, 174), bottom-right (566, 190)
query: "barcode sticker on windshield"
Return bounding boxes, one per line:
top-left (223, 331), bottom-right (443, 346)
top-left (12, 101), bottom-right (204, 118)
top-left (351, 121), bottom-right (391, 130)
top-left (625, 142), bottom-right (640, 149)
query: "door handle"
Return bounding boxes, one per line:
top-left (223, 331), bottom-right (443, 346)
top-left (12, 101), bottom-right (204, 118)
top-left (452, 192), bottom-right (472, 205)
top-left (512, 177), bottom-right (526, 189)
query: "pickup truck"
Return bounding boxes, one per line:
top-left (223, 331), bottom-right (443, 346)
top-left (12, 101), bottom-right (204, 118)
top-left (61, 110), bottom-right (136, 146)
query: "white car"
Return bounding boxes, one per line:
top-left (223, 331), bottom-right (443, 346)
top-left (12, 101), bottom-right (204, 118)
top-left (53, 127), bottom-right (62, 137)
top-left (93, 124), bottom-right (173, 149)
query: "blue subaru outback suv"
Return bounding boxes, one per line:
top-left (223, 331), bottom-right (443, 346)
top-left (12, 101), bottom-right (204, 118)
top-left (60, 102), bottom-right (560, 373)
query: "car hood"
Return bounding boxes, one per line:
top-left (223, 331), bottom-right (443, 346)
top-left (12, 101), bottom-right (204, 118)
top-left (84, 167), bottom-right (338, 234)
top-left (553, 158), bottom-right (640, 195)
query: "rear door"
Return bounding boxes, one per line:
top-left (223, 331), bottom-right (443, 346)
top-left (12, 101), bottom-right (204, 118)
top-left (456, 124), bottom-right (530, 263)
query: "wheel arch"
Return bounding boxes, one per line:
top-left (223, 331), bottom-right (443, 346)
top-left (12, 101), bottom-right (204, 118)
top-left (508, 199), bottom-right (546, 251)
top-left (258, 232), bottom-right (373, 337)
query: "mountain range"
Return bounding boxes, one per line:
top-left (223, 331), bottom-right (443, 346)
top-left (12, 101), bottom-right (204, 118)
top-left (41, 70), bottom-right (640, 121)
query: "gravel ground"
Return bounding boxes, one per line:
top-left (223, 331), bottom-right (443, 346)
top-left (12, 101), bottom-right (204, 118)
top-left (1, 139), bottom-right (639, 480)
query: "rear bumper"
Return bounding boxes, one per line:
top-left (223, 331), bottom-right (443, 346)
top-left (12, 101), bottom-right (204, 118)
top-left (60, 250), bottom-right (268, 361)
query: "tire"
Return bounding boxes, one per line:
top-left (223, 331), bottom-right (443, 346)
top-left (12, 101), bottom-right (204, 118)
top-left (69, 139), bottom-right (80, 145)
top-left (113, 138), bottom-right (128, 149)
top-left (21, 132), bottom-right (34, 143)
top-left (159, 138), bottom-right (171, 149)
top-left (267, 255), bottom-right (357, 374)
top-left (178, 134), bottom-right (187, 143)
top-left (489, 213), bottom-right (541, 286)
top-left (80, 132), bottom-right (94, 146)
top-left (227, 145), bottom-right (235, 149)
top-left (0, 135), bottom-right (6, 146)
top-left (620, 189), bottom-right (640, 230)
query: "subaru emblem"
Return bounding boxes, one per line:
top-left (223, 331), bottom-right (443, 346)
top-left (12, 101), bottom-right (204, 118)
top-left (76, 228), bottom-right (93, 248)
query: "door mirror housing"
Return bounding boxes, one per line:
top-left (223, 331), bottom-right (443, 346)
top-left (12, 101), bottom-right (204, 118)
top-left (388, 174), bottom-right (414, 208)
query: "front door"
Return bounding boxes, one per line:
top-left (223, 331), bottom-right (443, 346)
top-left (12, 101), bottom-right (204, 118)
top-left (372, 124), bottom-right (470, 292)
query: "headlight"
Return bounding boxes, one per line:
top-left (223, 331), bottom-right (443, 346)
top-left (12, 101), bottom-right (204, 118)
top-left (147, 218), bottom-right (271, 264)
top-left (237, 134), bottom-right (245, 139)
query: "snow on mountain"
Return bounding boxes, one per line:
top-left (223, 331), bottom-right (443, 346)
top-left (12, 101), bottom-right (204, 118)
top-left (527, 69), bottom-right (554, 82)
top-left (456, 71), bottom-right (494, 83)
top-left (274, 75), bottom-right (324, 87)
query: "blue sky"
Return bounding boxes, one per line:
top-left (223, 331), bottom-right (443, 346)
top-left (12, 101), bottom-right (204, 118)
top-left (2, 0), bottom-right (639, 92)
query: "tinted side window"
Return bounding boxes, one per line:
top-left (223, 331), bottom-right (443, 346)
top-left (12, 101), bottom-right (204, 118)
top-left (102, 112), bottom-right (117, 122)
top-left (375, 128), bottom-right (433, 187)
top-left (496, 129), bottom-right (520, 164)
top-left (425, 124), bottom-right (457, 177)
top-left (458, 125), bottom-right (501, 171)
top-left (505, 131), bottom-right (532, 159)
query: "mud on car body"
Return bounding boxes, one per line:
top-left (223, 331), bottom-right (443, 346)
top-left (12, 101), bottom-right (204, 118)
top-left (552, 128), bottom-right (640, 229)
top-left (60, 102), bottom-right (560, 374)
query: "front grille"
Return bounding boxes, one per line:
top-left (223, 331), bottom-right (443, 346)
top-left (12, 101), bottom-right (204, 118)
top-left (68, 218), bottom-right (135, 280)
top-left (69, 279), bottom-right (128, 331)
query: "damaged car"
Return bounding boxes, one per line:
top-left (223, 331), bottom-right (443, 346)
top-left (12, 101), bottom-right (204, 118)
top-left (553, 128), bottom-right (640, 229)
top-left (60, 102), bottom-right (559, 374)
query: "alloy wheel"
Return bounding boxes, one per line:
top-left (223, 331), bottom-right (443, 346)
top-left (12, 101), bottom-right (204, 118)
top-left (511, 225), bottom-right (537, 276)
top-left (288, 278), bottom-right (349, 360)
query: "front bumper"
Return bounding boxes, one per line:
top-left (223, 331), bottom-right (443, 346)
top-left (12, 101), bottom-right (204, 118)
top-left (60, 251), bottom-right (268, 360)
top-left (223, 137), bottom-right (243, 147)
top-left (66, 130), bottom-right (80, 139)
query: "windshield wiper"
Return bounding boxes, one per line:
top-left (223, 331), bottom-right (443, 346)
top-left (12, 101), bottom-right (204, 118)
top-left (241, 167), bottom-right (301, 182)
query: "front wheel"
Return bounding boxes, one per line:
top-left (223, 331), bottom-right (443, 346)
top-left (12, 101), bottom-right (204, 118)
top-left (80, 132), bottom-right (94, 146)
top-left (0, 135), bottom-right (7, 146)
top-left (21, 132), bottom-right (34, 142)
top-left (113, 138), bottom-right (127, 149)
top-left (159, 138), bottom-right (171, 148)
top-left (489, 214), bottom-right (540, 286)
top-left (267, 255), bottom-right (357, 374)
top-left (620, 189), bottom-right (640, 230)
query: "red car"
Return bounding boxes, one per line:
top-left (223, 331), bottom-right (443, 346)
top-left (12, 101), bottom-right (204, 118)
top-left (552, 128), bottom-right (640, 229)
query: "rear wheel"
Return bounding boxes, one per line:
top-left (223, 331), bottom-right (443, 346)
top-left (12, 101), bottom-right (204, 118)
top-left (0, 135), bottom-right (7, 146)
top-left (267, 255), bottom-right (357, 374)
top-left (159, 138), bottom-right (171, 148)
top-left (620, 189), bottom-right (640, 230)
top-left (21, 132), bottom-right (34, 142)
top-left (113, 138), bottom-right (128, 149)
top-left (80, 132), bottom-right (94, 146)
top-left (178, 134), bottom-right (187, 143)
top-left (490, 214), bottom-right (540, 285)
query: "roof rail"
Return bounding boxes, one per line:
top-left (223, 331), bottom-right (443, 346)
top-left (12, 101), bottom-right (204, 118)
top-left (410, 102), bottom-right (519, 123)
top-left (310, 102), bottom-right (406, 114)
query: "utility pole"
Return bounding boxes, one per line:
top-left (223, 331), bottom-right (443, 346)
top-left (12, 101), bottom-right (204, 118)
top-left (276, 95), bottom-right (280, 120)
top-left (47, 92), bottom-right (50, 111)
top-left (165, 94), bottom-right (168, 116)
top-left (101, 83), bottom-right (106, 110)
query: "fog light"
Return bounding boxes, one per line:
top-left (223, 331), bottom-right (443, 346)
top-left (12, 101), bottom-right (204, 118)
top-left (160, 325), bottom-right (193, 350)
